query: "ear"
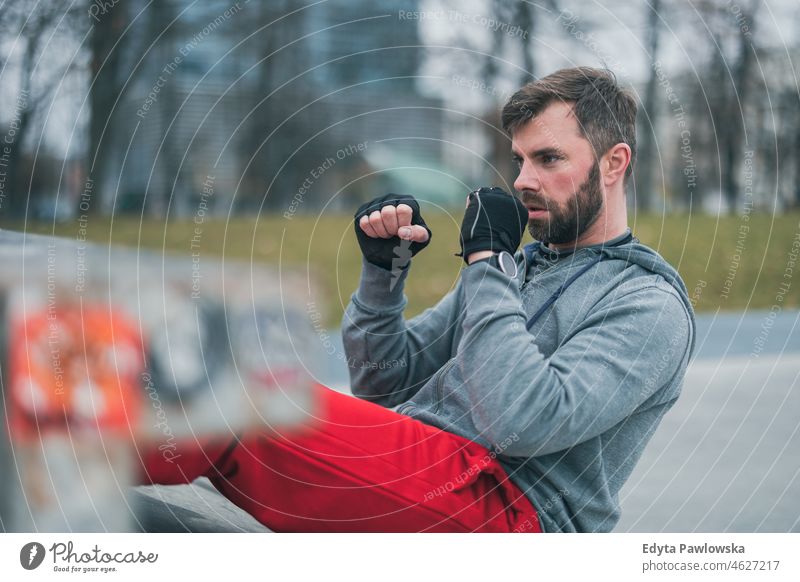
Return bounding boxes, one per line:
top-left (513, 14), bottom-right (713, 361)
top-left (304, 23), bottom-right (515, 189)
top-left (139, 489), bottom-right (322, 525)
top-left (601, 143), bottom-right (631, 188)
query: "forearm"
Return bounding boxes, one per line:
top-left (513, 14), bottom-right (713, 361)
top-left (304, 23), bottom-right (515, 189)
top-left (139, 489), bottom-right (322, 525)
top-left (342, 258), bottom-right (458, 408)
top-left (454, 261), bottom-right (558, 453)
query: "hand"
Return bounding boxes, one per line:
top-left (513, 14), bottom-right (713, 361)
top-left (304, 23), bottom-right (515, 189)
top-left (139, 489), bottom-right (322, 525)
top-left (354, 193), bottom-right (431, 271)
top-left (458, 187), bottom-right (527, 264)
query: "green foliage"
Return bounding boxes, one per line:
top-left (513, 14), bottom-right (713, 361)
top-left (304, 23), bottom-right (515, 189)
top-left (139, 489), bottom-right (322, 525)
top-left (11, 212), bottom-right (800, 326)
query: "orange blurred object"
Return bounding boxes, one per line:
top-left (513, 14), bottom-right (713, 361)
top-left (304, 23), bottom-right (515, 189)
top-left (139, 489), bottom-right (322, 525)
top-left (9, 305), bottom-right (145, 439)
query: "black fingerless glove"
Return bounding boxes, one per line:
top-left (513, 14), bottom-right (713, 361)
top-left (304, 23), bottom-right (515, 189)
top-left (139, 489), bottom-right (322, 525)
top-left (354, 193), bottom-right (432, 271)
top-left (457, 187), bottom-right (528, 262)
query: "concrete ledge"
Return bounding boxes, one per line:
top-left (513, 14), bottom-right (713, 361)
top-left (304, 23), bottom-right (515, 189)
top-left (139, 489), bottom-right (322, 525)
top-left (130, 478), bottom-right (271, 532)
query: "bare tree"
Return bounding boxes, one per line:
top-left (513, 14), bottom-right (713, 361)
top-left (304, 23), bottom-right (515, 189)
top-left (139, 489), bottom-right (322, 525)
top-left (0, 1), bottom-right (87, 218)
top-left (691, 0), bottom-right (761, 214)
top-left (477, 0), bottom-right (564, 182)
top-left (238, 0), bottom-right (303, 212)
top-left (793, 90), bottom-right (800, 209)
top-left (724, 0), bottom-right (759, 214)
top-left (88, 0), bottom-right (171, 215)
top-left (87, 0), bottom-right (128, 215)
top-left (634, 0), bottom-right (662, 213)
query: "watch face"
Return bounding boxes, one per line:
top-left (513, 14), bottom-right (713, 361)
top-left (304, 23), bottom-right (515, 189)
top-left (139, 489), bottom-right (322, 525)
top-left (498, 252), bottom-right (518, 277)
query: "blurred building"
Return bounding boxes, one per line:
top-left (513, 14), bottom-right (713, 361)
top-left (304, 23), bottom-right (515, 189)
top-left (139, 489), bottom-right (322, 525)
top-left (99, 0), bottom-right (448, 218)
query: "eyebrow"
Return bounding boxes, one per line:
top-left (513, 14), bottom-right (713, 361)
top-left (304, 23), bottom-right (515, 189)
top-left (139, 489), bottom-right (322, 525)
top-left (511, 147), bottom-right (565, 159)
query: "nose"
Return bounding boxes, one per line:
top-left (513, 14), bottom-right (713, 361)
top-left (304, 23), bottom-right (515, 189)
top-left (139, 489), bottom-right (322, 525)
top-left (514, 160), bottom-right (541, 194)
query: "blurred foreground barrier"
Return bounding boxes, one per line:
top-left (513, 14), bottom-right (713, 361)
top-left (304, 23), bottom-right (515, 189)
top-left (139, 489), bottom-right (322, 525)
top-left (0, 229), bottom-right (320, 531)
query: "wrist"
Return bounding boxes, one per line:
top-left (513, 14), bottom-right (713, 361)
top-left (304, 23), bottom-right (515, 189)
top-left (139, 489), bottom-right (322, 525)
top-left (468, 250), bottom-right (519, 278)
top-left (355, 256), bottom-right (409, 308)
top-left (467, 250), bottom-right (494, 264)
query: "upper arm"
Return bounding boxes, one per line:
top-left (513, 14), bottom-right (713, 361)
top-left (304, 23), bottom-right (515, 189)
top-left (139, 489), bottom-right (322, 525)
top-left (457, 273), bottom-right (694, 456)
top-left (515, 284), bottom-right (693, 453)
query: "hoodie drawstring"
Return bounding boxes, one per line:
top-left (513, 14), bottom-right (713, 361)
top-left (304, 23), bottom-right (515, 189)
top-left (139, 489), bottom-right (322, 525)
top-left (523, 232), bottom-right (635, 331)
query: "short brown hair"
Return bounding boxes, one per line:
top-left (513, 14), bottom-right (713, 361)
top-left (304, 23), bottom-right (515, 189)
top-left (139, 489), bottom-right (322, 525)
top-left (502, 67), bottom-right (637, 180)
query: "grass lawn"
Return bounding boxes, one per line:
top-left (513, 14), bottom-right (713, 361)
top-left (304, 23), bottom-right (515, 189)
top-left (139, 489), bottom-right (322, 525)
top-left (7, 211), bottom-right (800, 325)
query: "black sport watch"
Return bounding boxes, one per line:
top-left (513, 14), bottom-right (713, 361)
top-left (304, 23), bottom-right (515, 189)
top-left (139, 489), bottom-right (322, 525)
top-left (473, 251), bottom-right (518, 278)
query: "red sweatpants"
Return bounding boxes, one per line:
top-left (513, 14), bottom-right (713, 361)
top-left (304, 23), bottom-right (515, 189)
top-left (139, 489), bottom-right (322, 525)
top-left (139, 383), bottom-right (541, 533)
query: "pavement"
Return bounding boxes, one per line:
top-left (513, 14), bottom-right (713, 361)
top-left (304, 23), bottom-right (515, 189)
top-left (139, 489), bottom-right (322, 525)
top-left (617, 310), bottom-right (800, 532)
top-left (129, 310), bottom-right (799, 533)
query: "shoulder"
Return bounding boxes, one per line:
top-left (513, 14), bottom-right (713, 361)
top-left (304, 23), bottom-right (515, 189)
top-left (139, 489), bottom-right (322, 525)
top-left (594, 266), bottom-right (692, 325)
top-left (590, 269), bottom-right (696, 364)
top-left (576, 271), bottom-right (695, 396)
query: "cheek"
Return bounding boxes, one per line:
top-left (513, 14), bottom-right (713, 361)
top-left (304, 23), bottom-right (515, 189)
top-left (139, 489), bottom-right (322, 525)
top-left (543, 170), bottom-right (579, 202)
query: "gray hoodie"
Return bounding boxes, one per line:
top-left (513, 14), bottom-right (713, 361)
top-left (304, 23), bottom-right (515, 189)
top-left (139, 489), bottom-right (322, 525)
top-left (341, 228), bottom-right (696, 532)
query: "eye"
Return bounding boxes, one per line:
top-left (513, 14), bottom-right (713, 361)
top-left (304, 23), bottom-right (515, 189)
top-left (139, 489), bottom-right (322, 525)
top-left (512, 155), bottom-right (523, 169)
top-left (541, 153), bottom-right (561, 165)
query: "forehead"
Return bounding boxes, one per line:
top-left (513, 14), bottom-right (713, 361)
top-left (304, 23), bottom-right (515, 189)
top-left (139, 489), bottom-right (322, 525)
top-left (511, 101), bottom-right (588, 153)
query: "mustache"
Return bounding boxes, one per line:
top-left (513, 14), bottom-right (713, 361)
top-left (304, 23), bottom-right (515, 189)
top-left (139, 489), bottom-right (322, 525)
top-left (518, 190), bottom-right (550, 208)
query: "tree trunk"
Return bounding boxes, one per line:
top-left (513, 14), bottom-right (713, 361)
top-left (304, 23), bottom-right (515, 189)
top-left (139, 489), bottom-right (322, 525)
top-left (723, 2), bottom-right (757, 215)
top-left (634, 0), bottom-right (661, 214)
top-left (5, 36), bottom-right (37, 219)
top-left (88, 2), bottom-right (127, 215)
top-left (515, 1), bottom-right (536, 81)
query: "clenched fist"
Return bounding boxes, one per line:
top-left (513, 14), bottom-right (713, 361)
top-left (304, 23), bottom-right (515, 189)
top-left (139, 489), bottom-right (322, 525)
top-left (457, 187), bottom-right (527, 263)
top-left (354, 193), bottom-right (431, 271)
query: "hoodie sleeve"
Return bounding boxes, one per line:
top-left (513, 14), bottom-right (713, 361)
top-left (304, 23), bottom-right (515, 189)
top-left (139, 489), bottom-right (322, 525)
top-left (456, 260), bottom-right (693, 457)
top-left (341, 258), bottom-right (462, 408)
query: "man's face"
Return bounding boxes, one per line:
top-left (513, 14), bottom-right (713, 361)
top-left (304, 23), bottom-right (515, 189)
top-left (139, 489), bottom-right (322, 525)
top-left (511, 102), bottom-right (604, 246)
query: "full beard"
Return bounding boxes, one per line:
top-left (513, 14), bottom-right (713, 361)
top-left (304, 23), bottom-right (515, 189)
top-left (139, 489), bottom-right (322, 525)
top-left (526, 161), bottom-right (604, 245)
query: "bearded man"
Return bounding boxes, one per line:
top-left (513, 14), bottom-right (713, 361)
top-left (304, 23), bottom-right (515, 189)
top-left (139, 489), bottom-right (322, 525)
top-left (141, 67), bottom-right (695, 533)
top-left (341, 66), bottom-right (695, 532)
